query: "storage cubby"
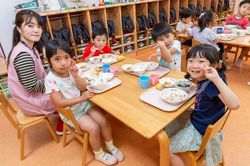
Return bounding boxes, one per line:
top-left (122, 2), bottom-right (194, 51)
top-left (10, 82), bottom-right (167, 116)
top-left (40, 0), bottom-right (235, 59)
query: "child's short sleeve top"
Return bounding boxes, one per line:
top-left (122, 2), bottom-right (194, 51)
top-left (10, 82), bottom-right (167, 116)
top-left (191, 75), bottom-right (226, 135)
top-left (82, 43), bottom-right (112, 60)
top-left (176, 21), bottom-right (193, 32)
top-left (45, 71), bottom-right (87, 112)
top-left (189, 27), bottom-right (219, 51)
top-left (226, 15), bottom-right (249, 29)
top-left (157, 40), bottom-right (182, 71)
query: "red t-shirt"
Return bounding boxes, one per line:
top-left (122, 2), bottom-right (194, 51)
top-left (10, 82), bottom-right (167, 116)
top-left (82, 43), bottom-right (112, 60)
top-left (225, 15), bottom-right (249, 29)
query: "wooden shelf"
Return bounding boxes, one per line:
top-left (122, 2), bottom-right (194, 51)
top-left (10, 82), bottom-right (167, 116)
top-left (40, 0), bottom-right (235, 59)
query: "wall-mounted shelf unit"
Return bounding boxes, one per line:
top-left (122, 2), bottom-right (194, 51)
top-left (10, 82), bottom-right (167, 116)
top-left (40, 0), bottom-right (235, 60)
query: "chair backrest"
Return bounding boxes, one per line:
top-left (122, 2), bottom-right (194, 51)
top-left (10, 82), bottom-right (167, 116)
top-left (192, 39), bottom-right (201, 47)
top-left (56, 107), bottom-right (83, 134)
top-left (0, 91), bottom-right (18, 129)
top-left (194, 108), bottom-right (231, 159)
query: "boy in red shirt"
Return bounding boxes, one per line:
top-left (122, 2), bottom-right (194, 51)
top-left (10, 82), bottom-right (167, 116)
top-left (224, 0), bottom-right (250, 67)
top-left (82, 28), bottom-right (117, 60)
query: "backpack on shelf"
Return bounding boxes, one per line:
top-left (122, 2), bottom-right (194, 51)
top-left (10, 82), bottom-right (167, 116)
top-left (159, 8), bottom-right (168, 23)
top-left (195, 3), bottom-right (203, 18)
top-left (217, 0), bottom-right (223, 13)
top-left (210, 0), bottom-right (215, 12)
top-left (137, 15), bottom-right (149, 31)
top-left (122, 16), bottom-right (134, 33)
top-left (92, 20), bottom-right (106, 33)
top-left (223, 0), bottom-right (230, 11)
top-left (52, 27), bottom-right (71, 46)
top-left (72, 24), bottom-right (90, 44)
top-left (170, 8), bottom-right (176, 23)
top-left (148, 13), bottom-right (157, 28)
top-left (107, 20), bottom-right (115, 38)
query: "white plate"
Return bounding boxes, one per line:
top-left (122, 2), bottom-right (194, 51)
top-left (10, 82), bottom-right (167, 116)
top-left (133, 62), bottom-right (149, 70)
top-left (102, 57), bottom-right (116, 64)
top-left (160, 88), bottom-right (188, 105)
top-left (98, 73), bottom-right (114, 81)
top-left (217, 34), bottom-right (237, 41)
top-left (77, 63), bottom-right (89, 71)
top-left (146, 62), bottom-right (159, 71)
top-left (100, 53), bottom-right (117, 59)
top-left (82, 73), bottom-right (98, 84)
top-left (89, 56), bottom-right (101, 64)
top-left (159, 77), bottom-right (176, 88)
top-left (121, 64), bottom-right (134, 72)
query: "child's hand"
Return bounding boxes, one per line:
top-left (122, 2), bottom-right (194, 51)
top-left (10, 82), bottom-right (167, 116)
top-left (69, 60), bottom-right (79, 78)
top-left (148, 53), bottom-right (160, 60)
top-left (202, 63), bottom-right (220, 82)
top-left (156, 41), bottom-right (165, 48)
top-left (81, 90), bottom-right (95, 100)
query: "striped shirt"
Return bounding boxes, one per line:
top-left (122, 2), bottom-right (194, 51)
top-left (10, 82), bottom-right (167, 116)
top-left (13, 52), bottom-right (45, 93)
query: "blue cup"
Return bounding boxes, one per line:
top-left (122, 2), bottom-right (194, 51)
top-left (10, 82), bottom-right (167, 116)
top-left (217, 27), bottom-right (224, 34)
top-left (102, 63), bottom-right (110, 73)
top-left (138, 75), bottom-right (150, 89)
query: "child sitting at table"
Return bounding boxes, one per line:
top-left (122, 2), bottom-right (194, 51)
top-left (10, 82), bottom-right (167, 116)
top-left (45, 39), bottom-right (124, 165)
top-left (189, 11), bottom-right (224, 60)
top-left (151, 22), bottom-right (182, 71)
top-left (224, 0), bottom-right (250, 67)
top-left (169, 44), bottom-right (239, 166)
top-left (176, 7), bottom-right (193, 46)
top-left (82, 28), bottom-right (118, 61)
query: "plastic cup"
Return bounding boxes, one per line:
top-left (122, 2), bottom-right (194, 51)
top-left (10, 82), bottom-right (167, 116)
top-left (110, 66), bottom-right (119, 76)
top-left (150, 74), bottom-right (160, 86)
top-left (217, 27), bottom-right (224, 34)
top-left (138, 75), bottom-right (150, 89)
top-left (102, 63), bottom-right (110, 73)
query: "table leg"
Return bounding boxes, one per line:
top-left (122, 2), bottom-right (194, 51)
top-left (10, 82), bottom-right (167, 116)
top-left (156, 130), bottom-right (170, 166)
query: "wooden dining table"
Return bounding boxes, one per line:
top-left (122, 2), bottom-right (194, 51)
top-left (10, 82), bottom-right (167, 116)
top-left (89, 57), bottom-right (195, 166)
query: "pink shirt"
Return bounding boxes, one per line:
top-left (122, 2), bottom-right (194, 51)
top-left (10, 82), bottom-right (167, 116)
top-left (226, 15), bottom-right (249, 29)
top-left (8, 42), bottom-right (55, 115)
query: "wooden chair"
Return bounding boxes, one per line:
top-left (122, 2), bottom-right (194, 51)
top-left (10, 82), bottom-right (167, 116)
top-left (57, 107), bottom-right (89, 166)
top-left (178, 109), bottom-right (231, 166)
top-left (0, 91), bottom-right (59, 160)
top-left (181, 48), bottom-right (187, 72)
top-left (192, 39), bottom-right (201, 47)
top-left (225, 45), bottom-right (239, 63)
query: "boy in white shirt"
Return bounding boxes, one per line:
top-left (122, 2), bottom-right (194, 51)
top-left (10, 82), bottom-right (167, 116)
top-left (176, 8), bottom-right (193, 46)
top-left (151, 23), bottom-right (182, 71)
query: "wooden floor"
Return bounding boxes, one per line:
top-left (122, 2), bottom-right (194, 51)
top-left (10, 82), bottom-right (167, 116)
top-left (0, 50), bottom-right (250, 166)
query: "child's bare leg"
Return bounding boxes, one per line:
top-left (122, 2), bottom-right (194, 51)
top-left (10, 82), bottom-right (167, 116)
top-left (77, 114), bottom-right (101, 151)
top-left (88, 106), bottom-right (112, 142)
top-left (170, 153), bottom-right (185, 166)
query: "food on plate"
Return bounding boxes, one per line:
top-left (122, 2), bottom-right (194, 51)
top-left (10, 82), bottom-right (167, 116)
top-left (159, 77), bottom-right (176, 88)
top-left (156, 83), bottom-right (164, 90)
top-left (121, 64), bottom-right (134, 72)
top-left (102, 57), bottom-right (116, 64)
top-left (175, 79), bottom-right (192, 91)
top-left (160, 88), bottom-right (188, 104)
top-left (146, 62), bottom-right (159, 71)
top-left (89, 56), bottom-right (100, 64)
top-left (117, 55), bottom-right (125, 61)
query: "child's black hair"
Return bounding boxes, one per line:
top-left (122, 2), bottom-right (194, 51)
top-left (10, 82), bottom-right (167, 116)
top-left (151, 22), bottom-right (173, 41)
top-left (179, 8), bottom-right (193, 19)
top-left (239, 0), bottom-right (250, 7)
top-left (45, 39), bottom-right (73, 66)
top-left (92, 28), bottom-right (108, 40)
top-left (184, 44), bottom-right (226, 80)
top-left (198, 11), bottom-right (214, 32)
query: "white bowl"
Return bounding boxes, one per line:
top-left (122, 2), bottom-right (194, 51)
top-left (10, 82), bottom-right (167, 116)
top-left (102, 57), bottom-right (116, 64)
top-left (90, 79), bottom-right (108, 90)
top-left (159, 77), bottom-right (176, 88)
top-left (89, 57), bottom-right (100, 64)
top-left (146, 62), bottom-right (159, 71)
top-left (132, 65), bottom-right (146, 75)
top-left (175, 79), bottom-right (192, 91)
top-left (160, 88), bottom-right (188, 105)
top-left (78, 63), bottom-right (89, 71)
top-left (224, 25), bottom-right (238, 29)
top-left (121, 64), bottom-right (134, 72)
top-left (98, 73), bottom-right (114, 81)
top-left (238, 29), bottom-right (248, 36)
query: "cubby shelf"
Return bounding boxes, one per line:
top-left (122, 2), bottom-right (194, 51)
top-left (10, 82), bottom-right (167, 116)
top-left (40, 0), bottom-right (235, 60)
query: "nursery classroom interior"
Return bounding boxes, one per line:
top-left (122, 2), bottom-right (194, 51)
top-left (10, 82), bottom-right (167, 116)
top-left (0, 0), bottom-right (250, 166)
